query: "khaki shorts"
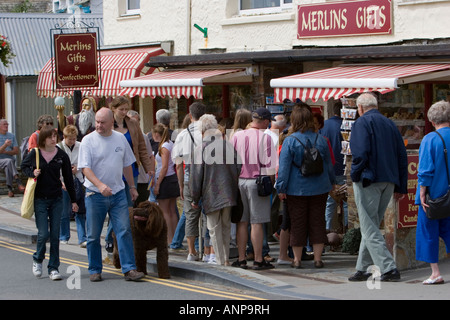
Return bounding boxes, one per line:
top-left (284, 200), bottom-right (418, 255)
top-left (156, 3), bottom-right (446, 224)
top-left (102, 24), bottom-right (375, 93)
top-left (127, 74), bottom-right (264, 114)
top-left (238, 178), bottom-right (271, 224)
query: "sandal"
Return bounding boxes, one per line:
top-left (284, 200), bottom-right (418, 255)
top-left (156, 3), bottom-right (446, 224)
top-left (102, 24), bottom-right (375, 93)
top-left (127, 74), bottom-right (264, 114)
top-left (231, 259), bottom-right (248, 269)
top-left (423, 276), bottom-right (444, 285)
top-left (253, 260), bottom-right (274, 270)
top-left (314, 260), bottom-right (324, 268)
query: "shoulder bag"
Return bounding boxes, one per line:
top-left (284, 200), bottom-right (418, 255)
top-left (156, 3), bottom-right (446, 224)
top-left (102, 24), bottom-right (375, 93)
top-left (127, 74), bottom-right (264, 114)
top-left (20, 148), bottom-right (39, 219)
top-left (425, 131), bottom-right (450, 220)
top-left (255, 134), bottom-right (273, 197)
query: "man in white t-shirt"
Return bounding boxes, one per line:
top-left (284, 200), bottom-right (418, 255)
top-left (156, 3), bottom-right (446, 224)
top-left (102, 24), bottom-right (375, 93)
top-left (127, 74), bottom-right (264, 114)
top-left (78, 107), bottom-right (144, 282)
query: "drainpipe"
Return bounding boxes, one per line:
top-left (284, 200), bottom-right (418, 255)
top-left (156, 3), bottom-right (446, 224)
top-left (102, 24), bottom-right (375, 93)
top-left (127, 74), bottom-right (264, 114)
top-left (9, 79), bottom-right (16, 137)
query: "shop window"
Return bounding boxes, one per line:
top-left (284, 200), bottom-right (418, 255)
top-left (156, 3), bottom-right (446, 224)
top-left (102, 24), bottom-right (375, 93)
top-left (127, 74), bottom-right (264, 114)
top-left (239, 0), bottom-right (293, 14)
top-left (378, 84), bottom-right (426, 149)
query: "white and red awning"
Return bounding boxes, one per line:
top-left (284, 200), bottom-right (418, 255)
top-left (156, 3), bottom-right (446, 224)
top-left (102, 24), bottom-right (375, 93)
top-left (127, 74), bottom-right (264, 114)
top-left (119, 68), bottom-right (249, 99)
top-left (270, 63), bottom-right (450, 103)
top-left (36, 46), bottom-right (165, 98)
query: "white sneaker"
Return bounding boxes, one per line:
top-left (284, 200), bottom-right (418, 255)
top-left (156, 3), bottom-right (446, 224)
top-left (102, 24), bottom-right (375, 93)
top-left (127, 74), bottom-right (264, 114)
top-left (60, 240), bottom-right (68, 245)
top-left (32, 261), bottom-right (42, 278)
top-left (202, 254), bottom-right (210, 262)
top-left (208, 255), bottom-right (217, 265)
top-left (49, 270), bottom-right (62, 281)
top-left (277, 258), bottom-right (292, 265)
top-left (187, 253), bottom-right (199, 261)
top-left (80, 241), bottom-right (87, 248)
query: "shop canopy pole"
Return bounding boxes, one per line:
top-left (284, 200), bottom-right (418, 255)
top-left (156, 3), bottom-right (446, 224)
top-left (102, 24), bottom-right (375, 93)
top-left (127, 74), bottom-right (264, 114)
top-left (424, 83), bottom-right (433, 134)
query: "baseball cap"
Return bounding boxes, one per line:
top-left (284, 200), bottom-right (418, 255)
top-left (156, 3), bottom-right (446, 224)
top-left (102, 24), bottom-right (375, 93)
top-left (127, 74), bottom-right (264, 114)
top-left (252, 107), bottom-right (273, 121)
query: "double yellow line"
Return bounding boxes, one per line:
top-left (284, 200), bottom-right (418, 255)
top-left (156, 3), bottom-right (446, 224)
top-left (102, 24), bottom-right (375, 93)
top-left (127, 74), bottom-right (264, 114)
top-left (0, 240), bottom-right (265, 300)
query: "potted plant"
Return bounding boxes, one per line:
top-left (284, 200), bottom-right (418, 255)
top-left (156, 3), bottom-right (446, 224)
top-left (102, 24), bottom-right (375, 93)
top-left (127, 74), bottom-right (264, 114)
top-left (0, 35), bottom-right (15, 67)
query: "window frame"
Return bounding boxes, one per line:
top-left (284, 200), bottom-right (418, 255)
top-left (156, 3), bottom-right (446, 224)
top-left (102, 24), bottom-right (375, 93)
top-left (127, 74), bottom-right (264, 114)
top-left (126, 0), bottom-right (140, 15)
top-left (239, 0), bottom-right (293, 15)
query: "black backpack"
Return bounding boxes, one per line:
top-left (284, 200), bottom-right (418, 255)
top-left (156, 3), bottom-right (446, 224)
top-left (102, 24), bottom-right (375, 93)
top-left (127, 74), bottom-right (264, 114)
top-left (291, 134), bottom-right (323, 176)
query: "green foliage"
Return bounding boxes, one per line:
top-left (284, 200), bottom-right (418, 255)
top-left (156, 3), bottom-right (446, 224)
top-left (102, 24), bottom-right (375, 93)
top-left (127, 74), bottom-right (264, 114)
top-left (13, 0), bottom-right (33, 13)
top-left (342, 227), bottom-right (361, 255)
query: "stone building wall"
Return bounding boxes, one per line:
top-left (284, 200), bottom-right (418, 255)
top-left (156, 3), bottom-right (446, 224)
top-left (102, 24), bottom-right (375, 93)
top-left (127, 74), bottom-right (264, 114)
top-left (0, 0), bottom-right (51, 13)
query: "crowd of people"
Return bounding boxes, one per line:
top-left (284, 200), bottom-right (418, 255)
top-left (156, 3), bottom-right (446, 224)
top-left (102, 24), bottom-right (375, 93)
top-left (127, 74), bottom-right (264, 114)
top-left (8, 92), bottom-right (449, 284)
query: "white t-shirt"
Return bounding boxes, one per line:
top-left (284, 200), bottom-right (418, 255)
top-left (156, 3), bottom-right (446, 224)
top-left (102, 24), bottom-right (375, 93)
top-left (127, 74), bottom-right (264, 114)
top-left (155, 140), bottom-right (175, 180)
top-left (58, 140), bottom-right (84, 183)
top-left (78, 130), bottom-right (136, 194)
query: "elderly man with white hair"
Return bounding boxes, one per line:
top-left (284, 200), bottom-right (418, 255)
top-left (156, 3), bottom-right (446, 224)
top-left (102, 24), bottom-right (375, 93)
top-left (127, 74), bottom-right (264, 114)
top-left (0, 119), bottom-right (25, 197)
top-left (348, 93), bottom-right (408, 283)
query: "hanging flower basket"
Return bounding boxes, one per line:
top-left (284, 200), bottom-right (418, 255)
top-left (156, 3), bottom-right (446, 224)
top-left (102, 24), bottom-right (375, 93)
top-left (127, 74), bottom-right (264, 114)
top-left (0, 35), bottom-right (15, 67)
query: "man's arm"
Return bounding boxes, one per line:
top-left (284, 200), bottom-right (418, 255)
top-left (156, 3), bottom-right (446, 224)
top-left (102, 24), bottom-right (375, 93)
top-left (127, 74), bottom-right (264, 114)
top-left (0, 140), bottom-right (18, 156)
top-left (82, 167), bottom-right (113, 197)
top-left (176, 163), bottom-right (184, 200)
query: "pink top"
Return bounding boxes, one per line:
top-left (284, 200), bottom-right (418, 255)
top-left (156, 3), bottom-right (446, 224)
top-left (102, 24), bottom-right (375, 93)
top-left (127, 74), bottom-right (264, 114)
top-left (231, 128), bottom-right (277, 179)
top-left (40, 148), bottom-right (57, 163)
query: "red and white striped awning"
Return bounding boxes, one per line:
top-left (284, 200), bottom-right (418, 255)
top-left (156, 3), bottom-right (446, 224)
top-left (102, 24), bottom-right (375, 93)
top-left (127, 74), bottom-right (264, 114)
top-left (119, 68), bottom-right (247, 99)
top-left (270, 63), bottom-right (450, 103)
top-left (36, 47), bottom-right (165, 98)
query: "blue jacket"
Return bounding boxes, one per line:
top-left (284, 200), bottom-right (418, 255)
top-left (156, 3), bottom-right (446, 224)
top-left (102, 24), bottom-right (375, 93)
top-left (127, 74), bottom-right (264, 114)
top-left (415, 127), bottom-right (450, 204)
top-left (350, 109), bottom-right (407, 194)
top-left (320, 116), bottom-right (345, 176)
top-left (275, 130), bottom-right (336, 196)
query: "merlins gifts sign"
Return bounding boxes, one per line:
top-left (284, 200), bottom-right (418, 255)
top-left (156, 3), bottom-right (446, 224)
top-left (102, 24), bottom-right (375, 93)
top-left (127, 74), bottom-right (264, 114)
top-left (54, 33), bottom-right (98, 89)
top-left (298, 0), bottom-right (392, 39)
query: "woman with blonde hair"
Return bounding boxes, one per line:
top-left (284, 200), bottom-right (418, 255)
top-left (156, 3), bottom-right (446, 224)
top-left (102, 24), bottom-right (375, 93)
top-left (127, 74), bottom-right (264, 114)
top-left (230, 108), bottom-right (252, 139)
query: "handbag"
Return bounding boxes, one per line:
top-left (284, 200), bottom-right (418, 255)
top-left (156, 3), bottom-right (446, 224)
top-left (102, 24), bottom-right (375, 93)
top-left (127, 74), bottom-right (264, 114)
top-left (256, 175), bottom-right (272, 197)
top-left (425, 131), bottom-right (450, 220)
top-left (255, 134), bottom-right (273, 197)
top-left (20, 148), bottom-right (39, 219)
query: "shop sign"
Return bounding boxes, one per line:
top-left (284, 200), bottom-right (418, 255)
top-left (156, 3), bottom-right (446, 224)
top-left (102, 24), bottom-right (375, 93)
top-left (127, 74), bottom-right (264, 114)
top-left (397, 154), bottom-right (419, 229)
top-left (297, 0), bottom-right (392, 39)
top-left (54, 32), bottom-right (98, 89)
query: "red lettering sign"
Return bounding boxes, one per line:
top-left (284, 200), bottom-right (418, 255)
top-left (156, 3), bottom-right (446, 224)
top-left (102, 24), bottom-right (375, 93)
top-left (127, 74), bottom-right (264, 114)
top-left (297, 0), bottom-right (392, 39)
top-left (54, 33), bottom-right (99, 89)
top-left (398, 154), bottom-right (419, 229)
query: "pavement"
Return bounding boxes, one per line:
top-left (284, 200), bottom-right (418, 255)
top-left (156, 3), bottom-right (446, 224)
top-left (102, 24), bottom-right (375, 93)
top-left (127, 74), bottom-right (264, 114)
top-left (1, 194), bottom-right (449, 300)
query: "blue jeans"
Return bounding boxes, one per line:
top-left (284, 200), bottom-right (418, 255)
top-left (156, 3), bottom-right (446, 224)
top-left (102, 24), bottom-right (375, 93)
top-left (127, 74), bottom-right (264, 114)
top-left (60, 190), bottom-right (71, 241)
top-left (34, 196), bottom-right (63, 273)
top-left (61, 190), bottom-right (87, 244)
top-left (170, 210), bottom-right (186, 249)
top-left (85, 189), bottom-right (136, 274)
top-left (75, 213), bottom-right (87, 244)
top-left (105, 181), bottom-right (133, 244)
top-left (325, 175), bottom-right (348, 230)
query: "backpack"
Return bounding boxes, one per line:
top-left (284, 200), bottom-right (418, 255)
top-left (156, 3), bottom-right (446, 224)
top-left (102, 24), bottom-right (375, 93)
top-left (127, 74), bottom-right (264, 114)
top-left (20, 132), bottom-right (38, 161)
top-left (291, 134), bottom-right (323, 177)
